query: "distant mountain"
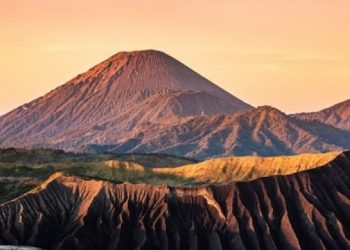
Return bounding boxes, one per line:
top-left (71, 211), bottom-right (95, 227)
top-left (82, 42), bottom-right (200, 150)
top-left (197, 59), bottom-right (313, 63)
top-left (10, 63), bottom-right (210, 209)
top-left (86, 106), bottom-right (350, 158)
top-left (0, 50), bottom-right (349, 158)
top-left (0, 50), bottom-right (251, 150)
top-left (295, 99), bottom-right (350, 131)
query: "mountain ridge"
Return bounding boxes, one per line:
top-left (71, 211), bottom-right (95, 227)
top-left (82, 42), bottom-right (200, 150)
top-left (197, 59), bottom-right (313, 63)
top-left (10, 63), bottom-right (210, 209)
top-left (1, 151), bottom-right (350, 249)
top-left (295, 99), bottom-right (350, 131)
top-left (83, 105), bottom-right (349, 159)
top-left (0, 50), bottom-right (349, 158)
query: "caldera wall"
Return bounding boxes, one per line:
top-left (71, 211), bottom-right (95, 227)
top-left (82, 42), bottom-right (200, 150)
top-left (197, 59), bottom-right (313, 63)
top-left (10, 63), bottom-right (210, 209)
top-left (1, 152), bottom-right (350, 250)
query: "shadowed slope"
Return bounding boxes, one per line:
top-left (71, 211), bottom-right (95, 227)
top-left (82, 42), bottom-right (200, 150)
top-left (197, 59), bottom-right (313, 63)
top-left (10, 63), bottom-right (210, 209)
top-left (1, 152), bottom-right (350, 249)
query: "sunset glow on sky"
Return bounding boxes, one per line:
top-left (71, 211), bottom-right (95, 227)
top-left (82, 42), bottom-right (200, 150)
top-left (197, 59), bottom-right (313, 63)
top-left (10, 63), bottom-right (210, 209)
top-left (1, 0), bottom-right (350, 114)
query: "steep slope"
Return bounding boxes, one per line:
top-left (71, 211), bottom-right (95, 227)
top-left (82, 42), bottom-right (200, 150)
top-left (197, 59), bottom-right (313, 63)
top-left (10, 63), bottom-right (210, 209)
top-left (295, 99), bottom-right (350, 131)
top-left (90, 106), bottom-right (350, 159)
top-left (0, 50), bottom-right (251, 149)
top-left (1, 151), bottom-right (350, 249)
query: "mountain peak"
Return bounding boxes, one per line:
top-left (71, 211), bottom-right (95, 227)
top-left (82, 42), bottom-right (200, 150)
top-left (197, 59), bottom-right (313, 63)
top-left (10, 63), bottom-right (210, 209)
top-left (0, 50), bottom-right (252, 151)
top-left (112, 49), bottom-right (167, 56)
top-left (69, 49), bottom-right (251, 101)
top-left (105, 49), bottom-right (168, 64)
top-left (253, 105), bottom-right (287, 118)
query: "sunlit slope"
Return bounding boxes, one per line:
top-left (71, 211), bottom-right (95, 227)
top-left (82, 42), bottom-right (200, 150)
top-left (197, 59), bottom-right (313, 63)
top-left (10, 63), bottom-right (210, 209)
top-left (153, 151), bottom-right (341, 183)
top-left (105, 160), bottom-right (145, 172)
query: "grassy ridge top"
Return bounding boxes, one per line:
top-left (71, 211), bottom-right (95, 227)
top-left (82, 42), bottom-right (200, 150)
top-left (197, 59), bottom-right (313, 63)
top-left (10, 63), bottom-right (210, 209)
top-left (153, 151), bottom-right (341, 183)
top-left (0, 148), bottom-right (197, 166)
top-left (0, 148), bottom-right (343, 204)
top-left (0, 149), bottom-right (197, 204)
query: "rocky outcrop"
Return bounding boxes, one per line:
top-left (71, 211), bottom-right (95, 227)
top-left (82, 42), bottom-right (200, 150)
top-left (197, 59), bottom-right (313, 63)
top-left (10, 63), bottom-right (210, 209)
top-left (1, 152), bottom-right (350, 249)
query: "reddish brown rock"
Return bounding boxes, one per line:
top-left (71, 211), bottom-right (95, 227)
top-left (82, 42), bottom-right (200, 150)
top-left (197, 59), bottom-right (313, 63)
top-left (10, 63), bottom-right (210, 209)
top-left (1, 152), bottom-right (350, 249)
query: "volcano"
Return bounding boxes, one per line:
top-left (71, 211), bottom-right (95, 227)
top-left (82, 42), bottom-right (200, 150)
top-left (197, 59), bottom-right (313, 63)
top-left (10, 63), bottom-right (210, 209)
top-left (0, 50), bottom-right (349, 158)
top-left (0, 50), bottom-right (251, 151)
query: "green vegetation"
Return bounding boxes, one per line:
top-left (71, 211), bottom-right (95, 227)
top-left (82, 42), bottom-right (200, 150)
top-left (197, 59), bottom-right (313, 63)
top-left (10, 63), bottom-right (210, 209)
top-left (0, 148), bottom-right (115, 164)
top-left (0, 148), bottom-right (197, 204)
top-left (0, 148), bottom-right (338, 204)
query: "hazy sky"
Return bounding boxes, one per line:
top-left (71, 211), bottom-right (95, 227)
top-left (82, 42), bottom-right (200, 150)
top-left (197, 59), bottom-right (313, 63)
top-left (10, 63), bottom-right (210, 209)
top-left (1, 0), bottom-right (350, 115)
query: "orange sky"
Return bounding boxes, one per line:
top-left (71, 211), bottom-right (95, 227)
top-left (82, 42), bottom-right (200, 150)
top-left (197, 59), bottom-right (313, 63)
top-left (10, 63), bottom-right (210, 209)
top-left (1, 0), bottom-right (350, 115)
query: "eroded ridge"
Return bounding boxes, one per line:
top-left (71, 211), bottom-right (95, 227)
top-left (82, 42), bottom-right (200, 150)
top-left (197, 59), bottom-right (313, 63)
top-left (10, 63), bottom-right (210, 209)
top-left (1, 152), bottom-right (350, 250)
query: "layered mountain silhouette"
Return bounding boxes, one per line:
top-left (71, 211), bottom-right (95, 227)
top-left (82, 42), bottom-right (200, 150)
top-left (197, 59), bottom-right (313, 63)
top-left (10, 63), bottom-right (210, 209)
top-left (96, 106), bottom-right (349, 159)
top-left (1, 49), bottom-right (350, 250)
top-left (0, 50), bottom-right (349, 158)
